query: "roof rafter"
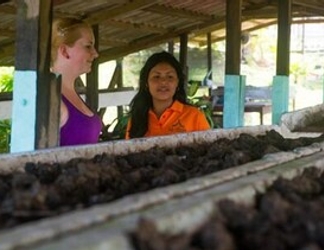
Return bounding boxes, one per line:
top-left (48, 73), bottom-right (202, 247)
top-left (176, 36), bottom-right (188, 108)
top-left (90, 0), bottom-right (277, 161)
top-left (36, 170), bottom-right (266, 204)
top-left (104, 19), bottom-right (168, 34)
top-left (84, 0), bottom-right (163, 25)
top-left (98, 16), bottom-right (226, 63)
top-left (294, 0), bottom-right (324, 12)
top-left (145, 4), bottom-right (215, 21)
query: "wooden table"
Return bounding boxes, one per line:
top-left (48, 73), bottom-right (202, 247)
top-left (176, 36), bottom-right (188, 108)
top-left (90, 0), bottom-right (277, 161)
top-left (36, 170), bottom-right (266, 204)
top-left (213, 102), bottom-right (272, 125)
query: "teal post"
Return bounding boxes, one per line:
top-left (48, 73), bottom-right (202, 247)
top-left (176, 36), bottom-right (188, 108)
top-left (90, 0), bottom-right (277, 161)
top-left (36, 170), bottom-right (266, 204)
top-left (272, 75), bottom-right (289, 124)
top-left (10, 71), bottom-right (37, 152)
top-left (223, 74), bottom-right (246, 128)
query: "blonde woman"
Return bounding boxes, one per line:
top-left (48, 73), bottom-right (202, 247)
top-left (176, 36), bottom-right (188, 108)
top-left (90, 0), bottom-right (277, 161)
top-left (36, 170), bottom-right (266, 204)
top-left (51, 17), bottom-right (101, 146)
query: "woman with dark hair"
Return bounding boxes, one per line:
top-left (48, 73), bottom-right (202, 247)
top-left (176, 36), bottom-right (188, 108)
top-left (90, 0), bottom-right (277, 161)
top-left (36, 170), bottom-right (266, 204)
top-left (125, 51), bottom-right (210, 139)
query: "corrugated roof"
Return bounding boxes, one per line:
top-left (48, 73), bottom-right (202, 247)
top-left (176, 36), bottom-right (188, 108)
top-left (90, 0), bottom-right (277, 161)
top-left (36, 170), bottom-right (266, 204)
top-left (0, 0), bottom-right (324, 66)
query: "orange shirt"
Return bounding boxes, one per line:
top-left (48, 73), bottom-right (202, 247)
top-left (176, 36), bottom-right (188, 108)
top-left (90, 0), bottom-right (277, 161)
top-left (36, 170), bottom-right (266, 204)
top-left (125, 100), bottom-right (210, 139)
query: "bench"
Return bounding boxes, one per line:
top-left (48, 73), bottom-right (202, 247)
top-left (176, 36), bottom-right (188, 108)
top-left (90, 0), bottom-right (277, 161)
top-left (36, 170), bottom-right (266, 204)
top-left (211, 85), bottom-right (296, 125)
top-left (213, 102), bottom-right (272, 125)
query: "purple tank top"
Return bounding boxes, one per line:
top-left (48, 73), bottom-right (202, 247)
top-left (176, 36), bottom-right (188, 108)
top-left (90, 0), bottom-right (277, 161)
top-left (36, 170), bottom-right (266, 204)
top-left (60, 95), bottom-right (102, 146)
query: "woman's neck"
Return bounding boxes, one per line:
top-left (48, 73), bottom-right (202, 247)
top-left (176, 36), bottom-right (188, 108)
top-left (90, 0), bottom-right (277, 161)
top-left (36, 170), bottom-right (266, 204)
top-left (61, 74), bottom-right (78, 93)
top-left (152, 99), bottom-right (173, 118)
top-left (51, 64), bottom-right (78, 92)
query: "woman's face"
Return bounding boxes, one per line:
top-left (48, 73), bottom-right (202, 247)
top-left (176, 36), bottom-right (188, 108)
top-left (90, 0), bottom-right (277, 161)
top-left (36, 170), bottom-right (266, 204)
top-left (65, 28), bottom-right (99, 75)
top-left (147, 62), bottom-right (179, 103)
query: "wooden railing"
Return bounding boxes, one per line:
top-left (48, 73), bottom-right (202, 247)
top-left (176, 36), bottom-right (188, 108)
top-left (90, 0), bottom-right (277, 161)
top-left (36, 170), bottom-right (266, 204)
top-left (0, 88), bottom-right (137, 120)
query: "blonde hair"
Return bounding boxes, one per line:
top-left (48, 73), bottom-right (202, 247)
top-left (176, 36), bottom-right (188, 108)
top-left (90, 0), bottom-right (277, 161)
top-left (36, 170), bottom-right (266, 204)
top-left (51, 17), bottom-right (91, 65)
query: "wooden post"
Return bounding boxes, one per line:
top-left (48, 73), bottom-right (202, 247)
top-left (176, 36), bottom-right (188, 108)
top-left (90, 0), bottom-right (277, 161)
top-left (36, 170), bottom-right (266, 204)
top-left (168, 40), bottom-right (174, 55)
top-left (276, 1), bottom-right (291, 76)
top-left (207, 32), bottom-right (212, 79)
top-left (272, 0), bottom-right (291, 124)
top-left (86, 24), bottom-right (99, 112)
top-left (116, 58), bottom-right (124, 118)
top-left (179, 33), bottom-right (188, 84)
top-left (11, 0), bottom-right (58, 152)
top-left (225, 0), bottom-right (241, 75)
top-left (223, 0), bottom-right (245, 128)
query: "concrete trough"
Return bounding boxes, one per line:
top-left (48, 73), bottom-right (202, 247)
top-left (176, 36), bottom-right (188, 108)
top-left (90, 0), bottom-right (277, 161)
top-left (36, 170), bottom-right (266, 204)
top-left (0, 125), bottom-right (323, 249)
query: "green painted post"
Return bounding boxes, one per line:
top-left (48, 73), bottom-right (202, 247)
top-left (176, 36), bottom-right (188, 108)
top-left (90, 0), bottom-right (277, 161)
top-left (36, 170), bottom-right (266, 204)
top-left (272, 75), bottom-right (289, 124)
top-left (223, 74), bottom-right (246, 128)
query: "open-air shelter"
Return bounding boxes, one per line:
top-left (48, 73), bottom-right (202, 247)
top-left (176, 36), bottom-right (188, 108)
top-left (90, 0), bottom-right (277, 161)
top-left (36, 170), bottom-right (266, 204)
top-left (0, 0), bottom-right (323, 152)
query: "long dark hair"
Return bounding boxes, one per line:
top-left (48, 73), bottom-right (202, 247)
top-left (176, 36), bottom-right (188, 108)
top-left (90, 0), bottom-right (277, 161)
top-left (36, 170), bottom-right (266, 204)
top-left (128, 51), bottom-right (187, 138)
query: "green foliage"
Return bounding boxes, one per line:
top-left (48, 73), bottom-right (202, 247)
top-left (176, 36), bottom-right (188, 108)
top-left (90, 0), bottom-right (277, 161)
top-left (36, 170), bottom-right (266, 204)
top-left (0, 68), bottom-right (13, 153)
top-left (0, 67), bottom-right (14, 92)
top-left (187, 80), bottom-right (200, 97)
top-left (0, 119), bottom-right (11, 154)
top-left (111, 113), bottom-right (129, 139)
top-left (187, 80), bottom-right (215, 128)
top-left (100, 113), bottom-right (130, 141)
top-left (290, 62), bottom-right (307, 84)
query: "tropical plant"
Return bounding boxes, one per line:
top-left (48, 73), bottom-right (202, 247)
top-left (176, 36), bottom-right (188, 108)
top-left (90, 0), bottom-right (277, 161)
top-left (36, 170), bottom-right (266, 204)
top-left (290, 62), bottom-right (306, 84)
top-left (0, 119), bottom-right (10, 153)
top-left (0, 68), bottom-right (14, 153)
top-left (0, 67), bottom-right (14, 92)
top-left (187, 80), bottom-right (215, 128)
top-left (100, 112), bottom-right (129, 141)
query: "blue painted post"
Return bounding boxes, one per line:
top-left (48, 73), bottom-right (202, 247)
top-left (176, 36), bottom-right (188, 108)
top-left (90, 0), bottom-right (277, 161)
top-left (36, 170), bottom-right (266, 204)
top-left (272, 75), bottom-right (289, 124)
top-left (223, 74), bottom-right (246, 128)
top-left (10, 71), bottom-right (37, 152)
top-left (10, 0), bottom-right (54, 152)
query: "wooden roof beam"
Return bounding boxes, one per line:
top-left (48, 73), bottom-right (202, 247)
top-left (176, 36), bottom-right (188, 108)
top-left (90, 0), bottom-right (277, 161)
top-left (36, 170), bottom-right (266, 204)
top-left (84, 0), bottom-right (163, 25)
top-left (243, 4), bottom-right (324, 19)
top-left (0, 40), bottom-right (14, 57)
top-left (99, 37), bottom-right (129, 47)
top-left (293, 0), bottom-right (324, 12)
top-left (145, 4), bottom-right (215, 21)
top-left (292, 5), bottom-right (324, 17)
top-left (0, 0), bottom-right (10, 4)
top-left (0, 4), bottom-right (15, 14)
top-left (200, 20), bottom-right (278, 46)
top-left (98, 17), bottom-right (226, 63)
top-left (0, 28), bottom-right (15, 37)
top-left (104, 19), bottom-right (168, 34)
top-left (243, 7), bottom-right (278, 18)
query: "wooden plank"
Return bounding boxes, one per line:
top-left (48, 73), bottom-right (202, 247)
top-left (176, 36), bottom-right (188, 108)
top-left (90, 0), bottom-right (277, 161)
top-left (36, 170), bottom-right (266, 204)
top-left (0, 90), bottom-right (137, 120)
top-left (108, 60), bottom-right (123, 90)
top-left (97, 90), bottom-right (137, 107)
